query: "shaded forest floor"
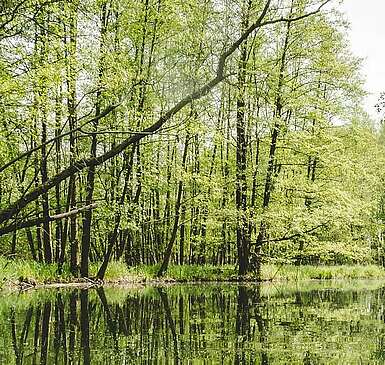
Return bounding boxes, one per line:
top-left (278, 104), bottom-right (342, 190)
top-left (1, 258), bottom-right (385, 291)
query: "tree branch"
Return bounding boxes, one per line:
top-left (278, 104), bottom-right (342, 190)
top-left (260, 223), bottom-right (326, 244)
top-left (0, 203), bottom-right (98, 236)
top-left (0, 104), bottom-right (118, 174)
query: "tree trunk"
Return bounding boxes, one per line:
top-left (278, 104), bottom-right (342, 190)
top-left (81, 3), bottom-right (108, 278)
top-left (179, 204), bottom-right (186, 265)
top-left (157, 134), bottom-right (189, 277)
top-left (66, 1), bottom-right (79, 276)
top-left (96, 149), bottom-right (135, 280)
top-left (236, 0), bottom-right (252, 276)
top-left (41, 100), bottom-right (52, 263)
top-left (254, 8), bottom-right (293, 278)
top-left (54, 89), bottom-right (63, 263)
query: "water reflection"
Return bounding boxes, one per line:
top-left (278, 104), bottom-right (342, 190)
top-left (2, 281), bottom-right (385, 364)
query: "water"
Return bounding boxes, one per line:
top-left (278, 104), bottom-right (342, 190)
top-left (1, 281), bottom-right (385, 364)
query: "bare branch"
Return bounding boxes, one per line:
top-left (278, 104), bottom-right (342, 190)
top-left (260, 223), bottom-right (326, 244)
top-left (0, 104), bottom-right (118, 174)
top-left (0, 203), bottom-right (98, 236)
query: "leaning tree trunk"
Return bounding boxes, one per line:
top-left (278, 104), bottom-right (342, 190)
top-left (254, 7), bottom-right (293, 279)
top-left (157, 134), bottom-right (189, 277)
top-left (96, 149), bottom-right (135, 280)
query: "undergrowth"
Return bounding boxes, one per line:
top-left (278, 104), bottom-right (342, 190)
top-left (1, 256), bottom-right (385, 291)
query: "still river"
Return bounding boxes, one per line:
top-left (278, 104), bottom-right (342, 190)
top-left (1, 281), bottom-right (385, 364)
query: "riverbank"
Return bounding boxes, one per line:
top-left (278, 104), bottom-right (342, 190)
top-left (1, 257), bottom-right (385, 291)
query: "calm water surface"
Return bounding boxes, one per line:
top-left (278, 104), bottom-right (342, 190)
top-left (1, 281), bottom-right (385, 364)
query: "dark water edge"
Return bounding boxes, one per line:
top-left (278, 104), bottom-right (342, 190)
top-left (1, 281), bottom-right (385, 364)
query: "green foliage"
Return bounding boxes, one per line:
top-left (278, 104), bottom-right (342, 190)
top-left (0, 0), bottom-right (385, 276)
top-left (0, 257), bottom-right (70, 285)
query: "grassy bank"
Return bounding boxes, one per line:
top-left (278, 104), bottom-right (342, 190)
top-left (1, 257), bottom-right (385, 290)
top-left (128, 263), bottom-right (385, 281)
top-left (0, 257), bottom-right (140, 288)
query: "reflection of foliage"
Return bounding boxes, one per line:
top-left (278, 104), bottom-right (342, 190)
top-left (2, 283), bottom-right (385, 363)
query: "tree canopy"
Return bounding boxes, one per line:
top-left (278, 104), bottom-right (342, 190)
top-left (1, 0), bottom-right (384, 279)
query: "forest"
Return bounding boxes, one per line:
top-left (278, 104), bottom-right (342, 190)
top-left (1, 0), bottom-right (385, 281)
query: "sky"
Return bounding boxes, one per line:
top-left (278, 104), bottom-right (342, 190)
top-left (341, 1), bottom-right (385, 121)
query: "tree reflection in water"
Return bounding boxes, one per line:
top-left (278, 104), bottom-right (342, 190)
top-left (235, 286), bottom-right (268, 365)
top-left (2, 282), bottom-right (385, 364)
